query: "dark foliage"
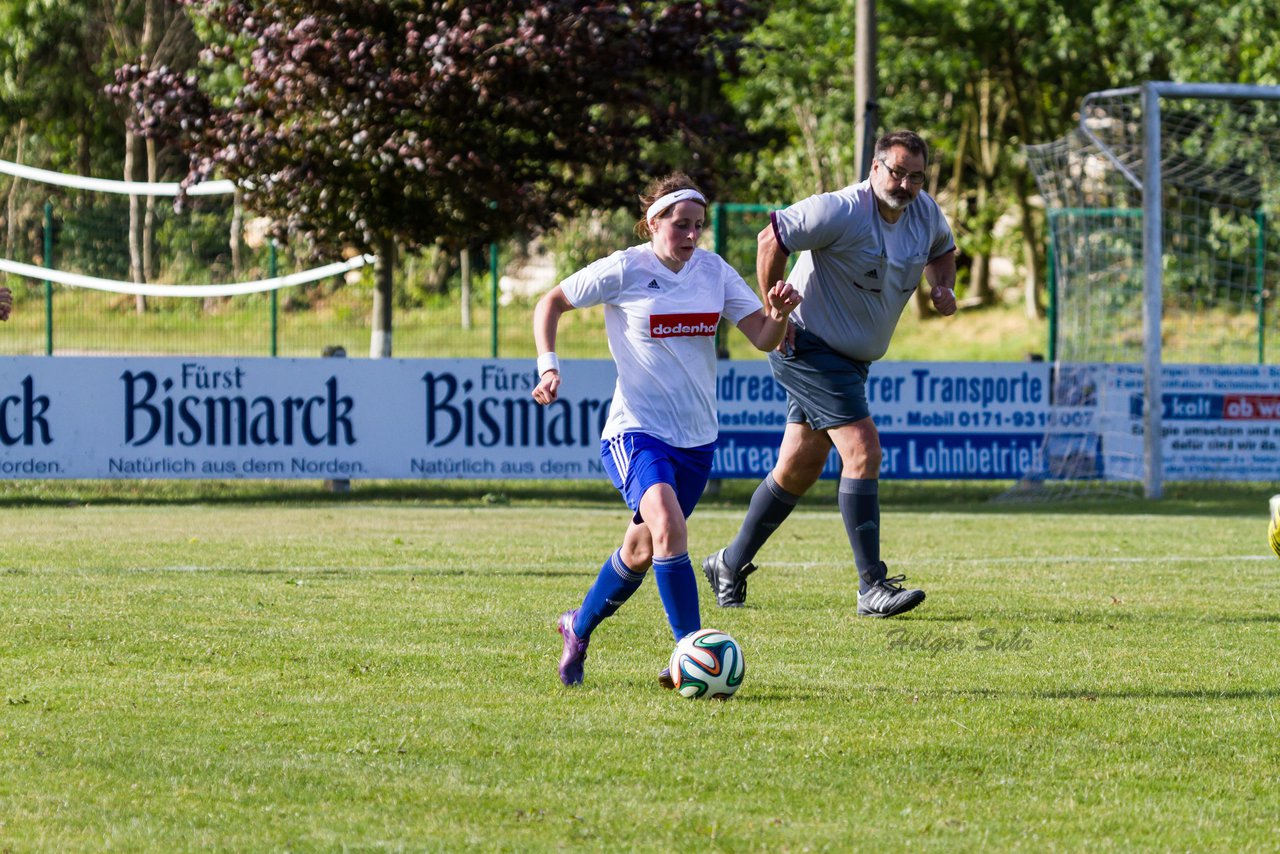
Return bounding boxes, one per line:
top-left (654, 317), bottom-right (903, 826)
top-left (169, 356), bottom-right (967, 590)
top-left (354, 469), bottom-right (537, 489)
top-left (109, 1), bottom-right (763, 255)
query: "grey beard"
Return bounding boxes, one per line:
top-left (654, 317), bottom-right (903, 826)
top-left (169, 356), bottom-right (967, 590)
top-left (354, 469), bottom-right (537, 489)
top-left (874, 188), bottom-right (911, 211)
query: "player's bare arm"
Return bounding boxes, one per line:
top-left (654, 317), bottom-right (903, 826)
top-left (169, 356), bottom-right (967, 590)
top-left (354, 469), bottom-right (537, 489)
top-left (756, 223), bottom-right (796, 352)
top-left (925, 249), bottom-right (958, 317)
top-left (532, 285), bottom-right (575, 405)
top-left (737, 281), bottom-right (802, 352)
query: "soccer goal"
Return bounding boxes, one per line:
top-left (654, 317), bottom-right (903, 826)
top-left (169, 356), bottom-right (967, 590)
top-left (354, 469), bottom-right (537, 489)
top-left (1020, 82), bottom-right (1280, 499)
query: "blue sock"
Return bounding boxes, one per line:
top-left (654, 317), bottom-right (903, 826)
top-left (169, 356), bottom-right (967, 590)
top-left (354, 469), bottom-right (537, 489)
top-left (573, 549), bottom-right (645, 639)
top-left (839, 477), bottom-right (883, 593)
top-left (652, 553), bottom-right (700, 641)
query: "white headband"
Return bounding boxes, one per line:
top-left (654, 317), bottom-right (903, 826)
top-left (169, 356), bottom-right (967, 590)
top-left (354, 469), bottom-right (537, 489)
top-left (645, 188), bottom-right (708, 223)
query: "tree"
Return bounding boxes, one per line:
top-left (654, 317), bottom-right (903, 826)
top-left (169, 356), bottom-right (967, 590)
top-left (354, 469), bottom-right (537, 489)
top-left (879, 0), bottom-right (1280, 321)
top-left (0, 1), bottom-right (201, 309)
top-left (727, 0), bottom-right (1096, 317)
top-left (113, 0), bottom-right (764, 356)
top-left (0, 1), bottom-right (125, 259)
top-left (101, 0), bottom-right (200, 310)
top-left (876, 0), bottom-right (1116, 318)
top-left (0, 1), bottom-right (121, 174)
top-left (725, 0), bottom-right (863, 201)
top-left (1094, 0), bottom-right (1280, 86)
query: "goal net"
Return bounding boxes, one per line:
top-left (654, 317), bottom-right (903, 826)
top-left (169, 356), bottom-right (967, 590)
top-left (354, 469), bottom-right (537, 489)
top-left (0, 159), bottom-right (372, 356)
top-left (1017, 83), bottom-right (1280, 499)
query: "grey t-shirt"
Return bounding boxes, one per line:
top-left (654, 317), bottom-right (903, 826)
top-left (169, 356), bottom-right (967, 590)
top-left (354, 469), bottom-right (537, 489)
top-left (772, 180), bottom-right (954, 362)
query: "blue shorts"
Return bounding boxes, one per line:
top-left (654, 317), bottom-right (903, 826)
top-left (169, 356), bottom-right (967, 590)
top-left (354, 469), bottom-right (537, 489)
top-left (600, 433), bottom-right (716, 524)
top-left (768, 326), bottom-right (872, 429)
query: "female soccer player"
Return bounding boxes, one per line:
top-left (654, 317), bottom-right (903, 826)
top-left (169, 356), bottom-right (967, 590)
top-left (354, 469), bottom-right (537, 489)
top-left (532, 173), bottom-right (801, 687)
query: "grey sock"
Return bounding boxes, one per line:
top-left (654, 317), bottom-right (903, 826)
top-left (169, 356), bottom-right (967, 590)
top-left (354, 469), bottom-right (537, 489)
top-left (839, 477), bottom-right (882, 593)
top-left (724, 473), bottom-right (800, 570)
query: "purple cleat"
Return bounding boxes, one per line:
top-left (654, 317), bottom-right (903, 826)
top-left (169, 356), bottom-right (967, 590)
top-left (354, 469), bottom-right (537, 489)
top-left (556, 610), bottom-right (589, 686)
top-left (658, 667), bottom-right (675, 690)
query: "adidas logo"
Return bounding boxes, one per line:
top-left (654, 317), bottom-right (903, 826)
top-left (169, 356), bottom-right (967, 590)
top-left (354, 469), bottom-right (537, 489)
top-left (647, 279), bottom-right (661, 290)
top-left (863, 269), bottom-right (879, 279)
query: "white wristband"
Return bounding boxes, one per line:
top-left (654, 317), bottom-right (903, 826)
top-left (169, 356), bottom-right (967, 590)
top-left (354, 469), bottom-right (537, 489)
top-left (537, 352), bottom-right (560, 376)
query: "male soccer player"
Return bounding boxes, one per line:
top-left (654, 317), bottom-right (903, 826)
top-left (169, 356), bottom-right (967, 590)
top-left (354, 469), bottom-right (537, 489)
top-left (703, 130), bottom-right (957, 618)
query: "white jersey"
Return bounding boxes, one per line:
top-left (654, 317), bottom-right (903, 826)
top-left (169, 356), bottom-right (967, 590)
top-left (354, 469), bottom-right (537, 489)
top-left (773, 180), bottom-right (954, 362)
top-left (559, 244), bottom-right (761, 447)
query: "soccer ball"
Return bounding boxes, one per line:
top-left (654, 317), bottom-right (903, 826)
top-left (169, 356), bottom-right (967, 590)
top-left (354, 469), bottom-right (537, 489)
top-left (1269, 494), bottom-right (1280, 560)
top-left (668, 628), bottom-right (744, 700)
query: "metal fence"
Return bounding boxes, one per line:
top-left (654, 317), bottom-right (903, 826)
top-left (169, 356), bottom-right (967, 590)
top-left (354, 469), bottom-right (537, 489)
top-left (0, 200), bottom-right (774, 359)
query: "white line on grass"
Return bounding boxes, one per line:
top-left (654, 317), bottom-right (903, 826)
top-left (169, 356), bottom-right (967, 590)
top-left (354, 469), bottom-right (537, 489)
top-left (117, 554), bottom-right (1276, 573)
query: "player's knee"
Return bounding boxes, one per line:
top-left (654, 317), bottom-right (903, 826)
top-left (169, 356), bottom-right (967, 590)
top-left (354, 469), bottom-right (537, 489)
top-left (776, 451), bottom-right (824, 489)
top-left (621, 542), bottom-right (653, 572)
top-left (649, 517), bottom-right (688, 556)
top-left (775, 464), bottom-right (820, 495)
top-left (841, 446), bottom-right (881, 479)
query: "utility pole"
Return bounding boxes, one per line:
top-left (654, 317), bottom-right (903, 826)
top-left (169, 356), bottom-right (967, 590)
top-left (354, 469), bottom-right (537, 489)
top-left (854, 0), bottom-right (878, 180)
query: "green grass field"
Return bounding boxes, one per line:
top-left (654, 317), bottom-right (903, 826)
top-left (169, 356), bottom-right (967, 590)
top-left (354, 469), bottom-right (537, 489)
top-left (1, 480), bottom-right (1277, 851)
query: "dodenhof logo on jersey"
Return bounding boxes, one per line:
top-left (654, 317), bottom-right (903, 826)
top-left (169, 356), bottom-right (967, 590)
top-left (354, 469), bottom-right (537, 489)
top-left (649, 313), bottom-right (719, 338)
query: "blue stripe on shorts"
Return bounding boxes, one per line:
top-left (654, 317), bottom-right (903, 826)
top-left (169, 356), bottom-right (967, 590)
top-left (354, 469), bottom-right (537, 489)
top-left (599, 433), bottom-right (715, 523)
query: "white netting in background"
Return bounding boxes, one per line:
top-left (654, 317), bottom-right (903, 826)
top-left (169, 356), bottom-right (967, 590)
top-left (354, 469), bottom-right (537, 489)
top-left (1032, 90), bottom-right (1280, 365)
top-left (0, 159), bottom-right (374, 355)
top-left (1009, 85), bottom-right (1280, 499)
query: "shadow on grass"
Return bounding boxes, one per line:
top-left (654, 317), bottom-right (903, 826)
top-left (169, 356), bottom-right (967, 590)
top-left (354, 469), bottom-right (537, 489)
top-left (946, 686), bottom-right (1280, 701)
top-left (893, 614), bottom-right (975, 623)
top-left (727, 688), bottom-right (823, 704)
top-left (0, 477), bottom-right (1271, 518)
top-left (0, 479), bottom-right (623, 508)
top-left (1036, 687), bottom-right (1280, 700)
top-left (113, 565), bottom-right (590, 578)
top-left (911, 610), bottom-right (1280, 626)
top-left (1213, 614), bottom-right (1280, 623)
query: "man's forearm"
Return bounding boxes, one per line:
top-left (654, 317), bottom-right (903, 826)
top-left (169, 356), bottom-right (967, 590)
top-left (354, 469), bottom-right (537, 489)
top-left (756, 224), bottom-right (788, 305)
top-left (925, 250), bottom-right (957, 290)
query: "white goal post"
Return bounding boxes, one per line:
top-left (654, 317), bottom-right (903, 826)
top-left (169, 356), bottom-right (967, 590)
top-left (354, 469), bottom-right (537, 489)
top-left (1123, 83), bottom-right (1280, 498)
top-left (1025, 82), bottom-right (1280, 499)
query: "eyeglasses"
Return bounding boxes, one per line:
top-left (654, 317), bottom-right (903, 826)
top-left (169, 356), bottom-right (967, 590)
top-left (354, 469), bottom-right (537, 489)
top-left (879, 161), bottom-right (926, 186)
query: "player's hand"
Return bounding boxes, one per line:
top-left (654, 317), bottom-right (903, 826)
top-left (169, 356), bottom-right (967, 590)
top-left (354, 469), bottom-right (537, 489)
top-left (532, 370), bottom-right (561, 405)
top-left (766, 280), bottom-right (802, 321)
top-left (930, 285), bottom-right (957, 317)
top-left (0, 286), bottom-right (11, 322)
top-left (768, 280), bottom-right (801, 355)
top-left (777, 319), bottom-right (797, 355)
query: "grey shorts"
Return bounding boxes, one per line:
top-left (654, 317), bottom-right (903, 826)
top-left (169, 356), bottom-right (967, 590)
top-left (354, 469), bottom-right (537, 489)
top-left (767, 327), bottom-right (871, 430)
